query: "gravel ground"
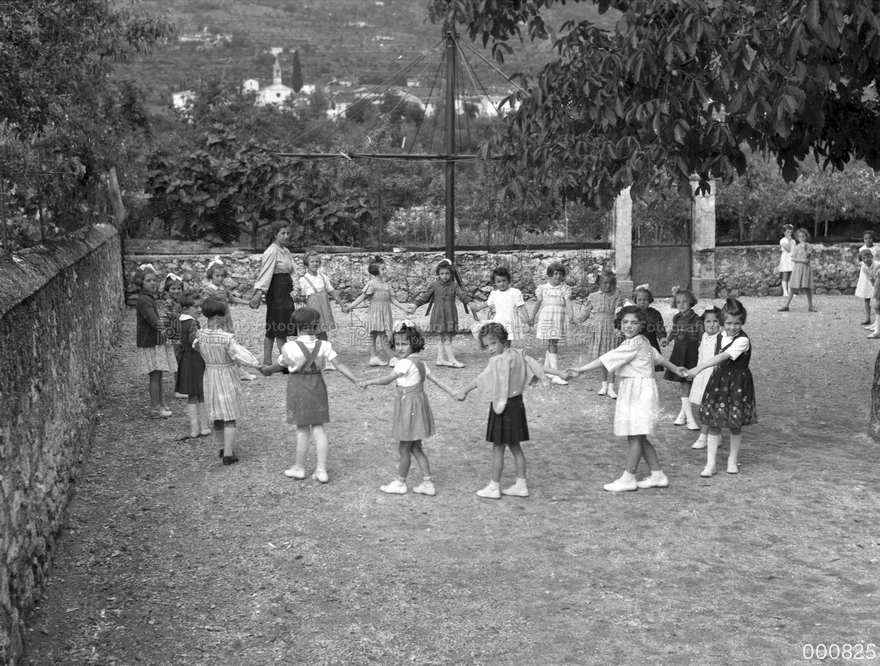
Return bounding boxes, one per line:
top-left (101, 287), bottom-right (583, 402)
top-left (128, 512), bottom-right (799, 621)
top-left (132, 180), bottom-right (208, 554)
top-left (21, 294), bottom-right (880, 666)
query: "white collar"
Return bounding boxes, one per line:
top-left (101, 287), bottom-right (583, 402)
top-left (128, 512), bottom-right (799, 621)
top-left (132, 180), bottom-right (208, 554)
top-left (297, 334), bottom-right (316, 341)
top-left (179, 314), bottom-right (194, 321)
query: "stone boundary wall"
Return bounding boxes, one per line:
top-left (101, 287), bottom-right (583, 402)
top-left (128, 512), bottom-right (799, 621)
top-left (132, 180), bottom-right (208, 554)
top-left (0, 225), bottom-right (123, 665)
top-left (716, 244), bottom-right (862, 297)
top-left (123, 249), bottom-right (616, 304)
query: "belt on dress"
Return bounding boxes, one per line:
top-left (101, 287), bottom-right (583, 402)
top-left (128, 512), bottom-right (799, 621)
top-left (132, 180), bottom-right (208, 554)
top-left (204, 362), bottom-right (235, 367)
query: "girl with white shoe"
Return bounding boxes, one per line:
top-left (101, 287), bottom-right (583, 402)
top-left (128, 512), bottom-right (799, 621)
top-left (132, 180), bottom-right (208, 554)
top-left (456, 323), bottom-right (565, 500)
top-left (413, 258), bottom-right (475, 368)
top-left (661, 287), bottom-right (702, 429)
top-left (344, 257), bottom-right (413, 367)
top-left (532, 262), bottom-right (576, 385)
top-left (566, 306), bottom-right (688, 492)
top-left (686, 298), bottom-right (757, 478)
top-left (579, 270), bottom-right (624, 398)
top-left (688, 307), bottom-right (721, 451)
top-left (261, 308), bottom-right (362, 482)
top-left (777, 224), bottom-right (795, 298)
top-left (361, 322), bottom-right (458, 497)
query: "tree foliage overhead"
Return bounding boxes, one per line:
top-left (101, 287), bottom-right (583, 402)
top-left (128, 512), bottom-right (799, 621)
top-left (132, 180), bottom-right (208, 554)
top-left (429, 0), bottom-right (880, 209)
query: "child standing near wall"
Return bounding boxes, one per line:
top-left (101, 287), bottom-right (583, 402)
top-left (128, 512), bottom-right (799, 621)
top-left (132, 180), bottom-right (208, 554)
top-left (532, 262), bottom-right (576, 385)
top-left (777, 224), bottom-right (795, 298)
top-left (135, 264), bottom-right (176, 418)
top-left (778, 228), bottom-right (817, 312)
top-left (856, 248), bottom-right (878, 326)
top-left (579, 270), bottom-right (624, 397)
top-left (482, 266), bottom-right (532, 344)
top-left (174, 294), bottom-right (212, 440)
top-left (298, 251), bottom-right (346, 341)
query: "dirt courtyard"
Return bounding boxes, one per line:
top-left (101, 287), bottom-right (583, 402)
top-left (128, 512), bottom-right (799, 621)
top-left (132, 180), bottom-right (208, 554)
top-left (21, 294), bottom-right (880, 665)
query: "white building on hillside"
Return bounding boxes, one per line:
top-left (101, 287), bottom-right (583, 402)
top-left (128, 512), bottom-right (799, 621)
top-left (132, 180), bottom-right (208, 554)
top-left (246, 54), bottom-right (294, 107)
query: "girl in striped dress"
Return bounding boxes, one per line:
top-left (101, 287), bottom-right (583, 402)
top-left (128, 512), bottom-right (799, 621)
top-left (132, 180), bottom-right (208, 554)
top-left (566, 306), bottom-right (688, 492)
top-left (532, 262), bottom-right (576, 385)
top-left (195, 297), bottom-right (263, 465)
top-left (361, 321), bottom-right (458, 496)
top-left (345, 257), bottom-right (413, 366)
top-left (580, 270), bottom-right (624, 397)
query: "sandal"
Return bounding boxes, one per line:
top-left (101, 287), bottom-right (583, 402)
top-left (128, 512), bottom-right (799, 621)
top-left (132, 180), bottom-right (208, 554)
top-left (448, 361), bottom-right (465, 368)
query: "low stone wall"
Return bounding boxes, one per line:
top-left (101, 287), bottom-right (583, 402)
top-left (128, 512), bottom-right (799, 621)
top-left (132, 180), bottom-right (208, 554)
top-left (716, 244), bottom-right (862, 297)
top-left (0, 226), bottom-right (123, 665)
top-left (123, 249), bottom-right (616, 303)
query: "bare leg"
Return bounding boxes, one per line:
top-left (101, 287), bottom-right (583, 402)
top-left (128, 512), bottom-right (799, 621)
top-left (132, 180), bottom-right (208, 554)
top-left (624, 435), bottom-right (645, 474)
top-left (489, 443), bottom-right (506, 483)
top-left (313, 424), bottom-right (329, 472)
top-left (213, 419), bottom-right (225, 453)
top-left (148, 370), bottom-right (163, 409)
top-left (641, 438), bottom-right (661, 471)
top-left (295, 425), bottom-right (311, 469)
top-left (378, 332), bottom-right (396, 361)
top-left (865, 298), bottom-right (873, 323)
top-left (805, 288), bottom-right (815, 310)
top-left (780, 289), bottom-right (794, 310)
top-left (508, 443), bottom-right (527, 479)
top-left (369, 331), bottom-right (379, 359)
top-left (410, 441), bottom-right (432, 478)
top-left (397, 441), bottom-right (414, 479)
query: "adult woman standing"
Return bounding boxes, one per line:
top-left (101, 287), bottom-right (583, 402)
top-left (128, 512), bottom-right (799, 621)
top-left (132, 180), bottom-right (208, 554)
top-left (250, 222), bottom-right (297, 365)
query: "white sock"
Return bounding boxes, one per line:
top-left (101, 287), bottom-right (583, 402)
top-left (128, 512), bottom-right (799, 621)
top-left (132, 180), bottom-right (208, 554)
top-left (706, 434), bottom-right (721, 468)
top-left (488, 480), bottom-right (499, 490)
top-left (515, 477), bottom-right (527, 487)
top-left (621, 471), bottom-right (635, 482)
top-left (651, 470), bottom-right (666, 479)
top-left (681, 397), bottom-right (696, 423)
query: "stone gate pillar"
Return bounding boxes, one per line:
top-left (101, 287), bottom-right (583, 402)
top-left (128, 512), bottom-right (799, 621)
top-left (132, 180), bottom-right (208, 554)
top-left (690, 177), bottom-right (717, 299)
top-left (613, 187), bottom-right (633, 296)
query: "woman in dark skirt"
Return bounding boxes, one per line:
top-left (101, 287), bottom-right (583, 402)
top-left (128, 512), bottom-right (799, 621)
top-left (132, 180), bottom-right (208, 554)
top-left (250, 222), bottom-right (298, 365)
top-left (456, 323), bottom-right (567, 500)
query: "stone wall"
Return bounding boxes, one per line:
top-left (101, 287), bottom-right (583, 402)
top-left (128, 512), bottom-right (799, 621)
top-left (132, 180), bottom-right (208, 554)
top-left (715, 244), bottom-right (862, 297)
top-left (0, 225), bottom-right (123, 665)
top-left (123, 249), bottom-right (616, 304)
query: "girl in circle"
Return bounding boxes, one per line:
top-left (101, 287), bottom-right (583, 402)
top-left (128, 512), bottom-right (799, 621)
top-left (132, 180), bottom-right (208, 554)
top-left (686, 298), bottom-right (757, 477)
top-left (777, 224), bottom-right (795, 298)
top-left (778, 228), bottom-right (817, 312)
top-left (580, 270), bottom-right (624, 397)
top-left (360, 321), bottom-right (458, 496)
top-left (345, 256), bottom-right (413, 366)
top-left (483, 266), bottom-right (532, 343)
top-left (566, 306), bottom-right (688, 492)
top-left (661, 287), bottom-right (702, 429)
top-left (532, 262), bottom-right (576, 385)
top-left (298, 251), bottom-right (346, 340)
top-left (203, 256), bottom-right (251, 332)
top-left (413, 258), bottom-right (475, 368)
top-left (631, 284), bottom-right (666, 355)
top-left (688, 306), bottom-right (721, 450)
top-left (250, 222), bottom-right (297, 365)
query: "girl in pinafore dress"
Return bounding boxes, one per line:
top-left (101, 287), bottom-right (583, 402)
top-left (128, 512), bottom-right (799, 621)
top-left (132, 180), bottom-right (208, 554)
top-left (661, 287), bottom-right (703, 429)
top-left (413, 258), bottom-right (475, 368)
top-left (456, 323), bottom-right (567, 499)
top-left (345, 256), bottom-right (413, 366)
top-left (532, 262), bottom-right (576, 385)
top-left (779, 228), bottom-right (817, 312)
top-left (135, 265), bottom-right (176, 418)
top-left (261, 308), bottom-right (361, 482)
top-left (195, 297), bottom-right (263, 465)
top-left (298, 252), bottom-right (346, 341)
top-left (688, 307), bottom-right (721, 451)
top-left (174, 293), bottom-right (212, 440)
top-left (687, 298), bottom-right (757, 477)
top-left (580, 270), bottom-right (624, 397)
top-left (567, 306), bottom-right (688, 492)
top-left (361, 321), bottom-right (458, 496)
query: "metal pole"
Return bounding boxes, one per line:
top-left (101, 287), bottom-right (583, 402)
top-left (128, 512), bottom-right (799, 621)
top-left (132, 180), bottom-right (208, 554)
top-left (0, 161), bottom-right (8, 253)
top-left (444, 30), bottom-right (456, 263)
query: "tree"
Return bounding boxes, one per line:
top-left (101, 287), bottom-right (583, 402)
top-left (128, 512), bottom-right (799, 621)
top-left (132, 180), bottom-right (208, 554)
top-left (291, 50), bottom-right (304, 93)
top-left (429, 0), bottom-right (880, 209)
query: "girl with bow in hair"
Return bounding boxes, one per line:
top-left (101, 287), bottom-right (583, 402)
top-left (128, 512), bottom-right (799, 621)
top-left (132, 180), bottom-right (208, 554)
top-left (413, 258), bottom-right (475, 368)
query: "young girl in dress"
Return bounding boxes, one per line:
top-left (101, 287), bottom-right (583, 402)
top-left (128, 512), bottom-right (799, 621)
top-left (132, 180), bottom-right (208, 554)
top-left (566, 306), bottom-right (688, 492)
top-left (856, 248), bottom-right (878, 326)
top-left (482, 266), bottom-right (531, 344)
top-left (261, 308), bottom-right (361, 482)
top-left (298, 252), bottom-right (346, 340)
top-left (661, 287), bottom-right (702, 429)
top-left (174, 294), bottom-right (212, 440)
top-left (632, 284), bottom-right (666, 354)
top-left (163, 273), bottom-right (186, 398)
top-left (344, 256), bottom-right (413, 366)
top-left (456, 323), bottom-right (567, 499)
top-left (202, 256), bottom-right (251, 332)
top-left (532, 262), bottom-right (576, 385)
top-left (778, 228), bottom-right (817, 312)
top-left (686, 298), bottom-right (757, 477)
top-left (413, 258), bottom-right (475, 368)
top-left (360, 321), bottom-right (458, 496)
top-left (580, 270), bottom-right (624, 397)
top-left (777, 224), bottom-right (795, 298)
top-left (688, 307), bottom-right (721, 450)
top-left (135, 265), bottom-right (176, 418)
top-left (195, 297), bottom-right (263, 465)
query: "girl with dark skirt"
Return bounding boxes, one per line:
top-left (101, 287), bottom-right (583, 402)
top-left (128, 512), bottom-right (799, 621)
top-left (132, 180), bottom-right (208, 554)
top-left (174, 293), bottom-right (212, 440)
top-left (250, 222), bottom-right (297, 365)
top-left (661, 287), bottom-right (703, 430)
top-left (456, 323), bottom-right (566, 499)
top-left (261, 308), bottom-right (362, 483)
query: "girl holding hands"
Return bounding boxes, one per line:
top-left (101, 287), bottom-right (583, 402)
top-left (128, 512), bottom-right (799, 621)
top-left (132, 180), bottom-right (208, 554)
top-left (567, 306), bottom-right (689, 492)
top-left (661, 287), bottom-right (702, 429)
top-left (580, 270), bottom-right (624, 397)
top-left (360, 321), bottom-right (458, 496)
top-left (532, 262), bottom-right (576, 385)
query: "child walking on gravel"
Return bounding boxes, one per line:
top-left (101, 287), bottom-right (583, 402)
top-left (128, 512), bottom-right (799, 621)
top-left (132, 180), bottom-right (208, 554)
top-left (567, 306), bottom-right (688, 492)
top-left (456, 323), bottom-right (567, 499)
top-left (685, 298), bottom-right (757, 477)
top-left (261, 308), bottom-right (362, 483)
top-left (360, 321), bottom-right (458, 496)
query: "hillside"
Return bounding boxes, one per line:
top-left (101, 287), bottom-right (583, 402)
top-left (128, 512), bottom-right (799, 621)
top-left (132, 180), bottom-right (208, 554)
top-left (121, 0), bottom-right (619, 108)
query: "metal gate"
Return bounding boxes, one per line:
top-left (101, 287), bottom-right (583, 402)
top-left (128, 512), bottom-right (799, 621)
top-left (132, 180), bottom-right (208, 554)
top-left (631, 199), bottom-right (691, 297)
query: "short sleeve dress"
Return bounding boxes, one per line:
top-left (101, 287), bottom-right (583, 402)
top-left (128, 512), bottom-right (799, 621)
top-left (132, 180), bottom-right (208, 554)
top-left (598, 335), bottom-right (664, 436)
top-left (299, 271), bottom-right (337, 335)
top-left (196, 329), bottom-right (260, 421)
top-left (487, 288), bottom-right (527, 340)
top-left (698, 331), bottom-right (757, 429)
top-left (777, 236), bottom-right (795, 273)
top-left (362, 279), bottom-right (395, 335)
top-left (391, 356), bottom-right (435, 441)
top-left (789, 242), bottom-right (813, 290)
top-left (535, 282), bottom-right (572, 343)
top-left (583, 291), bottom-right (623, 358)
top-left (689, 331), bottom-right (720, 406)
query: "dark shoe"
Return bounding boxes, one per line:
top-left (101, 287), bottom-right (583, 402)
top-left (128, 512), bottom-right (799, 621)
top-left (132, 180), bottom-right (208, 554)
top-left (861, 320), bottom-right (872, 325)
top-left (222, 454), bottom-right (239, 466)
top-left (219, 449), bottom-right (224, 458)
top-left (777, 306), bottom-right (789, 312)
